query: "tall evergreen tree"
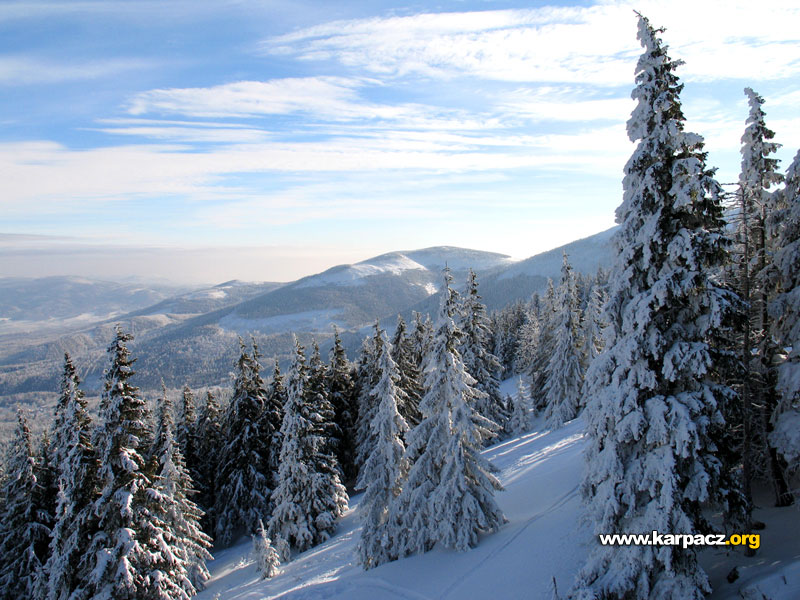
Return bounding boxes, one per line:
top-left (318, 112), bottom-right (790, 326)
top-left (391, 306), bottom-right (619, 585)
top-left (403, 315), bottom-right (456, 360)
top-left (460, 269), bottom-right (507, 439)
top-left (269, 337), bottom-right (348, 552)
top-left (573, 15), bottom-right (741, 599)
top-left (194, 391), bottom-right (222, 535)
top-left (307, 341), bottom-right (349, 534)
top-left (265, 363), bottom-right (287, 495)
top-left (393, 270), bottom-right (505, 556)
top-left (580, 281), bottom-right (607, 370)
top-left (769, 149), bottom-right (800, 480)
top-left (43, 354), bottom-right (98, 600)
top-left (508, 377), bottom-right (532, 436)
top-left (34, 430), bottom-right (58, 568)
top-left (531, 280), bottom-right (557, 413)
top-left (354, 323), bottom-right (383, 474)
top-left (409, 311), bottom-right (433, 373)
top-left (0, 411), bottom-right (49, 600)
top-left (514, 302), bottom-right (541, 379)
top-left (269, 338), bottom-right (315, 551)
top-left (543, 254), bottom-right (584, 429)
top-left (493, 301), bottom-right (527, 374)
top-left (175, 385), bottom-right (199, 490)
top-left (356, 331), bottom-right (409, 569)
top-left (81, 327), bottom-right (170, 599)
top-left (308, 341), bottom-right (339, 461)
top-left (150, 388), bottom-right (212, 596)
top-left (215, 338), bottom-right (272, 546)
top-left (734, 87), bottom-right (789, 506)
top-left (328, 329), bottom-right (359, 483)
top-left (390, 316), bottom-right (423, 429)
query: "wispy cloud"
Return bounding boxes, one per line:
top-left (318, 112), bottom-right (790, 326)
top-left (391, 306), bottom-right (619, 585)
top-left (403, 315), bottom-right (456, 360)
top-left (128, 77), bottom-right (368, 119)
top-left (263, 1), bottom-right (800, 84)
top-left (264, 7), bottom-right (636, 85)
top-left (125, 76), bottom-right (507, 135)
top-left (93, 125), bottom-right (274, 144)
top-left (0, 56), bottom-right (153, 85)
top-left (499, 86), bottom-right (633, 123)
top-left (0, 1), bottom-right (273, 23)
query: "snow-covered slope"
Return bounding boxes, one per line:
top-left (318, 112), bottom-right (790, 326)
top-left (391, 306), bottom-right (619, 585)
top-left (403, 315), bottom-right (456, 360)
top-left (478, 227), bottom-right (617, 310)
top-left (123, 280), bottom-right (283, 317)
top-left (0, 276), bottom-right (190, 334)
top-left (196, 378), bottom-right (800, 600)
top-left (197, 417), bottom-right (589, 600)
top-left (294, 247), bottom-right (513, 290)
top-left (498, 227), bottom-right (616, 283)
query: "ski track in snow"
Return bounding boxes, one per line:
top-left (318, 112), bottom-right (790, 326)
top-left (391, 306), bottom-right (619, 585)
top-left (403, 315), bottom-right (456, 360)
top-left (199, 418), bottom-right (589, 600)
top-left (437, 482), bottom-right (580, 600)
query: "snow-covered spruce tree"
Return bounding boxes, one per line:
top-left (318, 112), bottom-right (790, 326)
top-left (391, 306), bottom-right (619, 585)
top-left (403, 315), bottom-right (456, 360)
top-left (734, 87), bottom-right (790, 506)
top-left (150, 388), bottom-right (212, 594)
top-left (492, 301), bottom-right (527, 374)
top-left (35, 429), bottom-right (57, 544)
top-left (269, 337), bottom-right (348, 552)
top-left (307, 341), bottom-right (349, 534)
top-left (531, 280), bottom-right (557, 413)
top-left (327, 328), bottom-right (359, 483)
top-left (409, 311), bottom-right (433, 374)
top-left (31, 429), bottom-right (58, 598)
top-left (543, 254), bottom-right (584, 429)
top-left (769, 149), bottom-right (800, 479)
top-left (214, 338), bottom-right (272, 546)
top-left (390, 316), bottom-right (423, 429)
top-left (354, 323), bottom-right (383, 475)
top-left (81, 326), bottom-right (167, 599)
top-left (0, 411), bottom-right (49, 600)
top-left (514, 302), bottom-right (540, 379)
top-left (581, 281), bottom-right (607, 371)
top-left (460, 269), bottom-right (508, 439)
top-left (265, 362), bottom-right (287, 493)
top-left (355, 330), bottom-right (409, 569)
top-left (43, 354), bottom-right (99, 600)
top-left (194, 391), bottom-right (222, 535)
top-left (175, 385), bottom-right (200, 491)
top-left (308, 341), bottom-right (340, 462)
top-left (508, 377), bottom-right (532, 436)
top-left (393, 269), bottom-right (505, 556)
top-left (572, 16), bottom-right (741, 600)
top-left (252, 519), bottom-right (280, 579)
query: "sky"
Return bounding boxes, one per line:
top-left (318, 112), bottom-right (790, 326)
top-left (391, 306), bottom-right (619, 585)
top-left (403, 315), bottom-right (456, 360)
top-left (2, 0), bottom-right (799, 285)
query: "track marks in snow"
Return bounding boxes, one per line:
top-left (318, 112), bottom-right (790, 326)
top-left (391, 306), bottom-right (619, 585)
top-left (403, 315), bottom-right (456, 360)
top-left (438, 484), bottom-right (580, 600)
top-left (200, 420), bottom-right (589, 600)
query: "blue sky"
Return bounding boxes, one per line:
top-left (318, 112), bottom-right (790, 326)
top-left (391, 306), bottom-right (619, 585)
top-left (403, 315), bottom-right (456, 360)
top-left (2, 0), bottom-right (799, 284)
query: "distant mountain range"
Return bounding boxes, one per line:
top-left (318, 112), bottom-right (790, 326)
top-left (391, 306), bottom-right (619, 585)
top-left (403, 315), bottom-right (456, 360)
top-left (0, 228), bottom-right (617, 433)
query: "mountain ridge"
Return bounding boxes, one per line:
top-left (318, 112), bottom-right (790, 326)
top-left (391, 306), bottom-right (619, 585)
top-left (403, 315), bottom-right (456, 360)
top-left (0, 229), bottom-right (617, 437)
